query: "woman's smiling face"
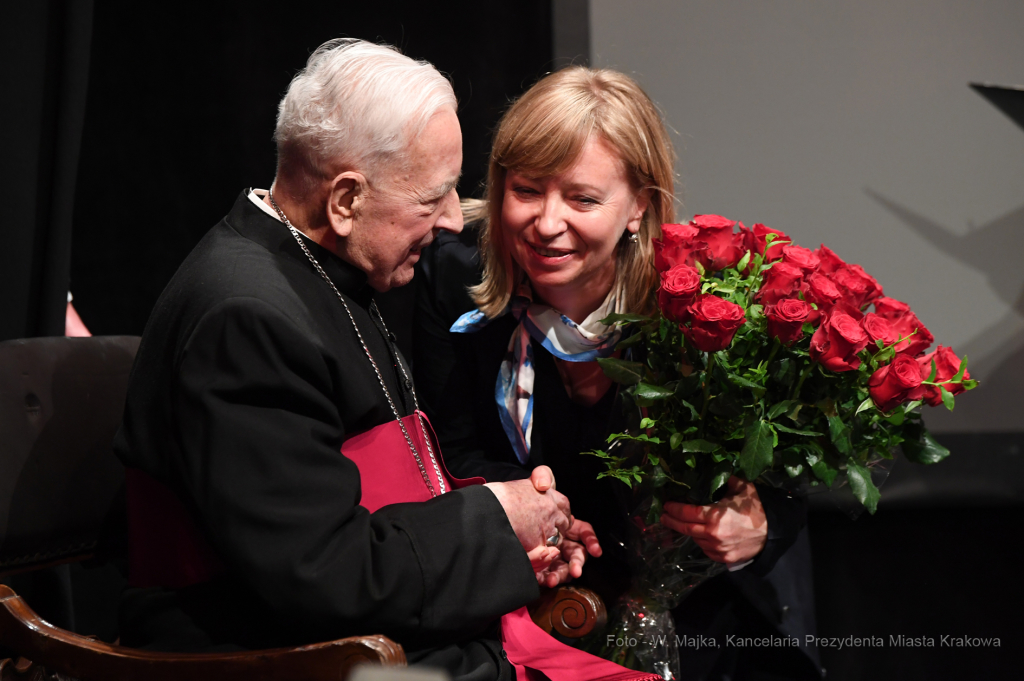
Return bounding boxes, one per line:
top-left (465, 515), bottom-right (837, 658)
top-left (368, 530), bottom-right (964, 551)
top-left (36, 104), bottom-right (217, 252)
top-left (501, 135), bottom-right (647, 319)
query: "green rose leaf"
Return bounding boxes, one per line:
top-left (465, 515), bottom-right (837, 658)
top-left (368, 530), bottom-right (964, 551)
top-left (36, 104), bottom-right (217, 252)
top-left (846, 461), bottom-right (881, 514)
top-left (773, 423), bottom-right (823, 437)
top-left (739, 420), bottom-right (774, 480)
top-left (597, 466), bottom-right (646, 487)
top-left (597, 358), bottom-right (645, 385)
top-left (810, 459), bottom-right (837, 487)
top-left (615, 332), bottom-right (646, 350)
top-left (828, 414), bottom-right (853, 456)
top-left (728, 373), bottom-right (766, 398)
top-left (767, 399), bottom-right (801, 420)
top-left (678, 398), bottom-right (701, 420)
top-left (780, 446), bottom-right (805, 478)
top-left (678, 439), bottom-right (721, 453)
top-left (940, 386), bottom-right (955, 411)
top-left (950, 355), bottom-right (968, 383)
top-left (855, 397), bottom-right (875, 416)
top-left (903, 430), bottom-right (951, 465)
top-left (634, 382), bottom-right (676, 400)
top-left (884, 406), bottom-right (906, 426)
top-left (709, 460), bottom-right (734, 496)
top-left (600, 312), bottom-right (652, 325)
top-left (607, 432), bottom-right (662, 445)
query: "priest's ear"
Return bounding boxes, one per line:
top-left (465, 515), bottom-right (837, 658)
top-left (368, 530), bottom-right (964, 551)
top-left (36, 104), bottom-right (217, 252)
top-left (326, 171), bottom-right (367, 238)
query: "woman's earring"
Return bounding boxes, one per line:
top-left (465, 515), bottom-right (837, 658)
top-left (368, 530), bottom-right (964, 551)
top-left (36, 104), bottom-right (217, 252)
top-left (628, 232), bottom-right (639, 243)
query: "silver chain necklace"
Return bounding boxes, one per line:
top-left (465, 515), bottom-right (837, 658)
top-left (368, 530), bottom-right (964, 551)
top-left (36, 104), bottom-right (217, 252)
top-left (268, 192), bottom-right (446, 496)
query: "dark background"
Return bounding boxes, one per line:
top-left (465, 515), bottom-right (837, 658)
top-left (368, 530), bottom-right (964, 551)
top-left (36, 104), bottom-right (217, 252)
top-left (68, 0), bottom-right (554, 344)
top-left (1, 2), bottom-right (1020, 680)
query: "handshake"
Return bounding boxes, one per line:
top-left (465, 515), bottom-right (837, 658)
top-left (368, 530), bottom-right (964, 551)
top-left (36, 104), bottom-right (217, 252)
top-left (486, 471), bottom-right (771, 587)
top-left (485, 466), bottom-right (602, 588)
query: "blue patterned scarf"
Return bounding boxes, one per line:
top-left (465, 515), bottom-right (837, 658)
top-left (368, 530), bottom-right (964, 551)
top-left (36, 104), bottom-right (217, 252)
top-left (451, 283), bottom-right (623, 463)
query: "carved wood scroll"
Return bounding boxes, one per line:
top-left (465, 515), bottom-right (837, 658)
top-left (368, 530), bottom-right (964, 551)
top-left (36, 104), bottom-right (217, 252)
top-left (528, 586), bottom-right (608, 639)
top-left (0, 585), bottom-right (405, 681)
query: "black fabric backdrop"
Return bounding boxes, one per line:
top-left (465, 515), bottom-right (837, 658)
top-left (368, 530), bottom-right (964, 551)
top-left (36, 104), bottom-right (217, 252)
top-left (0, 1), bottom-right (94, 342)
top-left (66, 0), bottom-right (555, 350)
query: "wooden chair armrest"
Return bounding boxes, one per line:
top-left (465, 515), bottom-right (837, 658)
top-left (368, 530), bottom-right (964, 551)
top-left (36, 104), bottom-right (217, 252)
top-left (0, 585), bottom-right (404, 681)
top-left (528, 585), bottom-right (607, 639)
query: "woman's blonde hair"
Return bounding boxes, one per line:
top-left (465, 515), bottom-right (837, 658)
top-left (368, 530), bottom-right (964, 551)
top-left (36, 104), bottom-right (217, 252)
top-left (469, 66), bottom-right (677, 318)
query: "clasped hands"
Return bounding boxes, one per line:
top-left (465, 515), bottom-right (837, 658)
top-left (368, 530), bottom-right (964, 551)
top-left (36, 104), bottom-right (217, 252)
top-left (485, 466), bottom-right (602, 587)
top-left (660, 476), bottom-right (768, 565)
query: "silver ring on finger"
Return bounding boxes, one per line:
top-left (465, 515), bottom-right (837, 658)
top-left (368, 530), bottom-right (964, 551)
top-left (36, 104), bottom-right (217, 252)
top-left (545, 529), bottom-right (561, 547)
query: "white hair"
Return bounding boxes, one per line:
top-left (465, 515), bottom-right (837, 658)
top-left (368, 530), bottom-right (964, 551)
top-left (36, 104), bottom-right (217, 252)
top-left (274, 38), bottom-right (457, 190)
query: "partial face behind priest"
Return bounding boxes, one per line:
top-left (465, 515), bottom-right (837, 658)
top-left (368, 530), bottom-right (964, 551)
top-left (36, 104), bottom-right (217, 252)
top-left (268, 39), bottom-right (464, 292)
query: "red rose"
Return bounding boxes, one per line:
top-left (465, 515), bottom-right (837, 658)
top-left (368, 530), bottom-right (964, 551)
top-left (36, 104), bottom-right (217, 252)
top-left (684, 294), bottom-right (746, 352)
top-left (803, 272), bottom-right (843, 313)
top-left (874, 297), bottom-right (911, 318)
top-left (757, 261), bottom-right (805, 305)
top-left (815, 245), bottom-right (847, 276)
top-left (861, 313), bottom-right (898, 350)
top-left (809, 311), bottom-right (870, 372)
top-left (869, 354), bottom-right (925, 412)
top-left (654, 222), bottom-right (700, 272)
top-left (658, 264), bottom-right (702, 322)
top-left (873, 297), bottom-right (933, 356)
top-left (831, 264), bottom-right (883, 309)
top-left (692, 214), bottom-right (744, 270)
top-left (781, 244), bottom-right (820, 273)
top-left (916, 346), bottom-right (971, 406)
top-left (752, 223), bottom-right (791, 261)
top-left (766, 298), bottom-right (814, 345)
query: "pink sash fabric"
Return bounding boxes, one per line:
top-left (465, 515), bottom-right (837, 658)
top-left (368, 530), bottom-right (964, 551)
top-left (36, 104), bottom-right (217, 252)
top-left (345, 411), bottom-right (660, 681)
top-left (125, 467), bottom-right (227, 588)
top-left (342, 411), bottom-right (485, 507)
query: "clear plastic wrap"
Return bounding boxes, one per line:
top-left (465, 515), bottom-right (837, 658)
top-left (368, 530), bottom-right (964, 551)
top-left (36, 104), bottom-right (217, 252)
top-left (580, 499), bottom-right (726, 680)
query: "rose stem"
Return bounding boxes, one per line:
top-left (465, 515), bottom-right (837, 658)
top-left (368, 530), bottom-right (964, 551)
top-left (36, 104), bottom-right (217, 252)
top-left (699, 351), bottom-right (717, 436)
top-left (790, 363), bottom-right (814, 401)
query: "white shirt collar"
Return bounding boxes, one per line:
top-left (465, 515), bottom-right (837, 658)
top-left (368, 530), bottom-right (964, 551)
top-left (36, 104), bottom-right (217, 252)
top-left (247, 188), bottom-right (284, 223)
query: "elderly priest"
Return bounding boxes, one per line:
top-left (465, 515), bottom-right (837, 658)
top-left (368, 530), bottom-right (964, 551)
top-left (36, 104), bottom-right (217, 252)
top-left (114, 39), bottom-right (578, 681)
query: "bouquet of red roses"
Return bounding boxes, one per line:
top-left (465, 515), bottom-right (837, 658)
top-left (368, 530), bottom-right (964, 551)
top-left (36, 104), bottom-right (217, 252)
top-left (583, 214), bottom-right (976, 678)
top-left (593, 213), bottom-right (976, 513)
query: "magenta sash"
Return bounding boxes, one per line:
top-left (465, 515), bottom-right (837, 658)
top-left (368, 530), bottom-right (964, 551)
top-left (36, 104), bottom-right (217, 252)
top-left (342, 410), bottom-right (484, 506)
top-left (125, 467), bottom-right (227, 588)
top-left (345, 411), bottom-right (659, 681)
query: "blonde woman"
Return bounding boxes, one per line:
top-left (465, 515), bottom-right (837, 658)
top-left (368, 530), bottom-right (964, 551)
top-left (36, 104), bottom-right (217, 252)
top-left (413, 67), bottom-right (820, 680)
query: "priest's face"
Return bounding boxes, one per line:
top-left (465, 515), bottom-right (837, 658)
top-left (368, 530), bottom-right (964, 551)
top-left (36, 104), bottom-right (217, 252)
top-left (348, 108), bottom-right (464, 291)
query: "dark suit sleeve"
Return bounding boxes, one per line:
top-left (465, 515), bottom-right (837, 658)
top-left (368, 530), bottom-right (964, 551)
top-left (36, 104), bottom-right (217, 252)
top-left (172, 296), bottom-right (538, 644)
top-left (413, 233), bottom-right (529, 484)
top-left (743, 484), bottom-right (808, 578)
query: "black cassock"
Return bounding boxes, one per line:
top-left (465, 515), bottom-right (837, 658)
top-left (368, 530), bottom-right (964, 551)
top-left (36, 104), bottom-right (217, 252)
top-left (114, 191), bottom-right (538, 681)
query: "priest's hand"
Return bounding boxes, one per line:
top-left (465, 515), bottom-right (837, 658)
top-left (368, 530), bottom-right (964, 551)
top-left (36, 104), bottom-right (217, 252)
top-left (533, 517), bottom-right (603, 587)
top-left (485, 472), bottom-right (573, 572)
top-left (660, 476), bottom-right (767, 565)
